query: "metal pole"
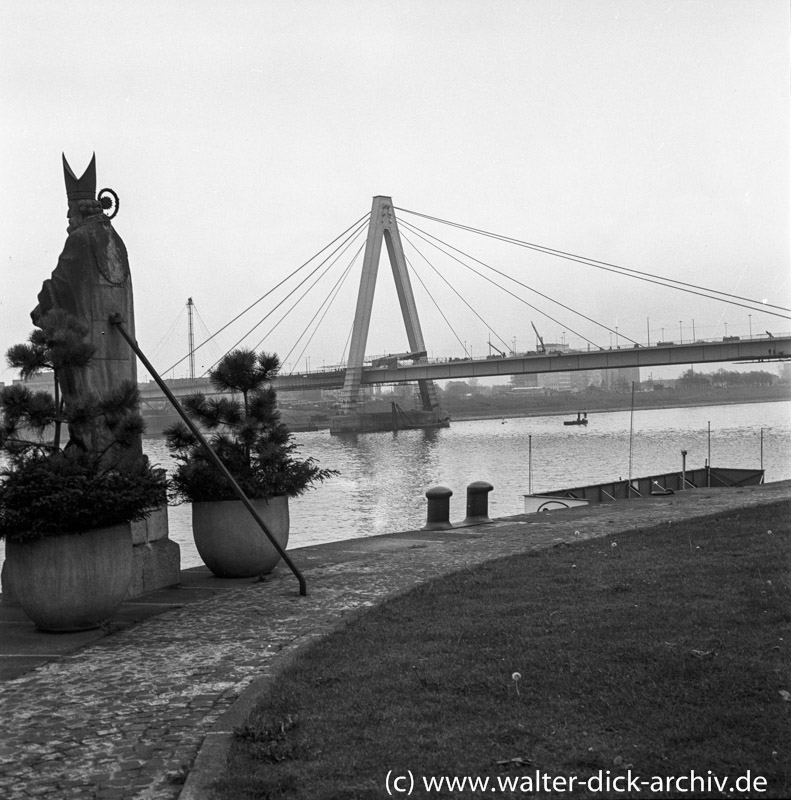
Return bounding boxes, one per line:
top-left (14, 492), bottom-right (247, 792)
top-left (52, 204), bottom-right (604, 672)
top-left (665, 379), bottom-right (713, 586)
top-left (681, 450), bottom-right (687, 489)
top-left (707, 421), bottom-right (711, 487)
top-left (628, 381), bottom-right (635, 494)
top-left (110, 313), bottom-right (307, 596)
top-left (187, 297), bottom-right (195, 380)
top-left (528, 434), bottom-right (532, 495)
top-left (760, 427), bottom-right (764, 471)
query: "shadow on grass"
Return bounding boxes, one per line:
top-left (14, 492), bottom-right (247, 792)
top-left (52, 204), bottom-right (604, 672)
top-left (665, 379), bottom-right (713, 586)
top-left (216, 500), bottom-right (791, 799)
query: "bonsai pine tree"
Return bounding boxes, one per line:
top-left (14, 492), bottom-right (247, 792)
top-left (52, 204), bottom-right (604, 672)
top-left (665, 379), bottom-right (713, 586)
top-left (3, 309), bottom-right (93, 451)
top-left (0, 310), bottom-right (166, 540)
top-left (165, 349), bottom-right (336, 503)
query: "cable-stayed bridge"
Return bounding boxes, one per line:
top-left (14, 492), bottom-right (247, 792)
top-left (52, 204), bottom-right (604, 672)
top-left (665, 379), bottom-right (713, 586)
top-left (272, 335), bottom-right (788, 393)
top-left (156, 195), bottom-right (790, 433)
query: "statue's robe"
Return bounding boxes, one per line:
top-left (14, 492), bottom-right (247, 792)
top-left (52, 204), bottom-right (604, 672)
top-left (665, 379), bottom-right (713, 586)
top-left (32, 213), bottom-right (142, 460)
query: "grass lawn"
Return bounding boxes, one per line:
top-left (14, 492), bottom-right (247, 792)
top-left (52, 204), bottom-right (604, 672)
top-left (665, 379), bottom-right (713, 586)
top-left (214, 500), bottom-right (791, 799)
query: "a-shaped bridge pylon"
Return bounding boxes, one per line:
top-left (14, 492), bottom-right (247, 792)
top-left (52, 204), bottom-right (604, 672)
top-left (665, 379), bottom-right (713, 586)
top-left (332, 196), bottom-right (446, 434)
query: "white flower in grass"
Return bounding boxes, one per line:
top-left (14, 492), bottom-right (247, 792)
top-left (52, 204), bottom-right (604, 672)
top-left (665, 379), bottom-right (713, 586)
top-left (512, 672), bottom-right (522, 696)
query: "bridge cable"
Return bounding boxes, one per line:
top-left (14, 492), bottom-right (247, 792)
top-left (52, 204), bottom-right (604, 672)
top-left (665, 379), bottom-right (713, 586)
top-left (192, 304), bottom-right (226, 370)
top-left (400, 219), bottom-right (613, 348)
top-left (282, 243), bottom-right (364, 372)
top-left (402, 231), bottom-right (512, 353)
top-left (287, 257), bottom-right (359, 373)
top-left (162, 211), bottom-right (371, 375)
top-left (339, 320), bottom-right (354, 369)
top-left (402, 251), bottom-right (473, 357)
top-left (206, 219), bottom-right (369, 373)
top-left (148, 305), bottom-right (186, 370)
top-left (401, 230), bottom-right (513, 355)
top-left (200, 216), bottom-right (370, 373)
top-left (291, 258), bottom-right (359, 372)
top-left (401, 219), bottom-right (621, 345)
top-left (205, 214), bottom-right (369, 369)
top-left (245, 226), bottom-right (366, 361)
top-left (397, 206), bottom-right (791, 316)
top-left (395, 207), bottom-right (791, 318)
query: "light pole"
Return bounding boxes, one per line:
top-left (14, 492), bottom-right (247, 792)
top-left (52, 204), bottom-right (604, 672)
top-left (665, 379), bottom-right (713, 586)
top-left (692, 319), bottom-right (696, 341)
top-left (749, 314), bottom-right (752, 338)
top-left (679, 321), bottom-right (682, 343)
top-left (725, 322), bottom-right (728, 338)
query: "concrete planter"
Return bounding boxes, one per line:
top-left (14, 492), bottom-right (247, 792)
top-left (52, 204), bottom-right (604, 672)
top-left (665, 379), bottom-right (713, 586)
top-left (192, 496), bottom-right (289, 579)
top-left (5, 524), bottom-right (133, 632)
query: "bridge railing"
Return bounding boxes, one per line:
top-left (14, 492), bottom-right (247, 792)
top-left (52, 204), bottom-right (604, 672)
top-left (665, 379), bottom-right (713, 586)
top-left (413, 331), bottom-right (790, 368)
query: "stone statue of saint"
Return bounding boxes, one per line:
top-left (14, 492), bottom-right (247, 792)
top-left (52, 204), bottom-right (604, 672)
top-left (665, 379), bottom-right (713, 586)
top-left (32, 153), bottom-right (142, 460)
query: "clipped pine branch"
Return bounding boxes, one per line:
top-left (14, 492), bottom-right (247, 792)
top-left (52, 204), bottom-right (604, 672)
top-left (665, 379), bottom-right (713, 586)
top-left (210, 349), bottom-right (261, 395)
top-left (167, 349), bottom-right (336, 503)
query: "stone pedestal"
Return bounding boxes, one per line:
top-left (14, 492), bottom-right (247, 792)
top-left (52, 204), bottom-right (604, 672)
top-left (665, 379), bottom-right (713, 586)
top-left (128, 507), bottom-right (181, 598)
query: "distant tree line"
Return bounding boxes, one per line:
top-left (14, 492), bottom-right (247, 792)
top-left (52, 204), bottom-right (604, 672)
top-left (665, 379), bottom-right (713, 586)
top-left (676, 369), bottom-right (778, 390)
top-left (441, 369), bottom-right (780, 398)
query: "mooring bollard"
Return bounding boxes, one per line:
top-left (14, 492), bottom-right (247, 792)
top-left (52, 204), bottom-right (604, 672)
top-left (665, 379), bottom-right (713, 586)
top-left (422, 486), bottom-right (453, 530)
top-left (461, 481), bottom-right (494, 526)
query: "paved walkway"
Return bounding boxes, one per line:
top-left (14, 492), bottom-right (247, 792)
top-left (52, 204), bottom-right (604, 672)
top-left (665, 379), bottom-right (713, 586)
top-left (0, 481), bottom-right (789, 800)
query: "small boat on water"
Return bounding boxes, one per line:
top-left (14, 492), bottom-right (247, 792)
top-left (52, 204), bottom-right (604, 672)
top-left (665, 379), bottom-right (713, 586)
top-left (564, 411), bottom-right (588, 426)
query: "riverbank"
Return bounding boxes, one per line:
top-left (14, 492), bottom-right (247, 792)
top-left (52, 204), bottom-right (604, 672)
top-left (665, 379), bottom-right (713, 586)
top-left (216, 493), bottom-right (791, 800)
top-left (140, 386), bottom-right (789, 435)
top-left (274, 386), bottom-right (791, 432)
top-left (447, 388), bottom-right (791, 423)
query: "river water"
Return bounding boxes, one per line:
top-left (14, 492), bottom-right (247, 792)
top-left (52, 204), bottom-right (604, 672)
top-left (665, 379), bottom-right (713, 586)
top-left (147, 400), bottom-right (790, 569)
top-left (2, 401), bottom-right (789, 572)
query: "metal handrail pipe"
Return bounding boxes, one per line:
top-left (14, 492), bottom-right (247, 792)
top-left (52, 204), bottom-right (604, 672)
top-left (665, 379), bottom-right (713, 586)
top-left (110, 314), bottom-right (307, 596)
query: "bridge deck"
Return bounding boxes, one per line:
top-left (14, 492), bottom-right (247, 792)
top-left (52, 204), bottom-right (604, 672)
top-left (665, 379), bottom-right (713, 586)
top-left (272, 335), bottom-right (789, 392)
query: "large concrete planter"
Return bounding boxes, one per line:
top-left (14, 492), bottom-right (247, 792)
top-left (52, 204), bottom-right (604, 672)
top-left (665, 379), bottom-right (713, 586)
top-left (192, 496), bottom-right (289, 578)
top-left (5, 524), bottom-right (133, 632)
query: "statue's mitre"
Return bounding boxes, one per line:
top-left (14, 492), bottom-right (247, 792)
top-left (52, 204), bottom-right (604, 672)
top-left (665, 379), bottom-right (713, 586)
top-left (63, 152), bottom-right (96, 200)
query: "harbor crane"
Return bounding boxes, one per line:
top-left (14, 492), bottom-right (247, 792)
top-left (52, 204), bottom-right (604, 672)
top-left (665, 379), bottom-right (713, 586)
top-left (487, 336), bottom-right (506, 357)
top-left (531, 321), bottom-right (547, 354)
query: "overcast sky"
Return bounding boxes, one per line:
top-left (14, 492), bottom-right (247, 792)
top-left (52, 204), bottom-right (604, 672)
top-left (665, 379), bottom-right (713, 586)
top-left (1, 0), bottom-right (789, 384)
